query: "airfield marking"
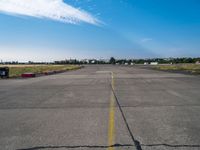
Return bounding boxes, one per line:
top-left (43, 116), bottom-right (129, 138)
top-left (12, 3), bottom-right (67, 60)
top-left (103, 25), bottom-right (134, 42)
top-left (108, 72), bottom-right (115, 150)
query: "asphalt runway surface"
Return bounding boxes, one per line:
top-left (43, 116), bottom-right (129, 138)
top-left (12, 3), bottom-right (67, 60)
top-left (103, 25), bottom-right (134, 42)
top-left (0, 65), bottom-right (200, 150)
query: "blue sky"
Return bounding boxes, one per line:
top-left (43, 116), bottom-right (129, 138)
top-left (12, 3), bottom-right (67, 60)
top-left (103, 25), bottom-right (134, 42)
top-left (0, 0), bottom-right (200, 62)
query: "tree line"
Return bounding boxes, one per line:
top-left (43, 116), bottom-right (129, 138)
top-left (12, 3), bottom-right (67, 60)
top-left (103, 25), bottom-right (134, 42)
top-left (55, 57), bottom-right (200, 65)
top-left (1, 57), bottom-right (200, 65)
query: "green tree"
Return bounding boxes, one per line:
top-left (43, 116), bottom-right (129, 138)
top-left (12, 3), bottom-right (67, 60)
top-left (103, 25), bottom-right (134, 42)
top-left (109, 57), bottom-right (116, 64)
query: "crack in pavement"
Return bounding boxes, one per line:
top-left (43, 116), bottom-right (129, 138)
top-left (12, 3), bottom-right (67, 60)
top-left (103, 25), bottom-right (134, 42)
top-left (16, 143), bottom-right (200, 150)
top-left (16, 144), bottom-right (134, 150)
top-left (110, 83), bottom-right (142, 150)
top-left (141, 143), bottom-right (200, 147)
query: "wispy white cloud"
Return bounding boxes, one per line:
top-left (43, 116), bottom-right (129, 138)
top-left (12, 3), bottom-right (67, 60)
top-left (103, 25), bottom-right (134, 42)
top-left (141, 38), bottom-right (153, 43)
top-left (0, 0), bottom-right (100, 25)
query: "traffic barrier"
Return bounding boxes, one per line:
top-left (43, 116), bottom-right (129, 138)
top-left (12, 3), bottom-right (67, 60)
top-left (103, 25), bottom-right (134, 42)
top-left (21, 73), bottom-right (36, 78)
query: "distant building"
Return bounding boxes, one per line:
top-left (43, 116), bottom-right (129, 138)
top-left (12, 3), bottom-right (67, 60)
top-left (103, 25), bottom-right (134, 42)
top-left (91, 60), bottom-right (96, 64)
top-left (196, 61), bottom-right (200, 64)
top-left (130, 63), bottom-right (135, 65)
top-left (150, 62), bottom-right (158, 65)
top-left (81, 59), bottom-right (89, 64)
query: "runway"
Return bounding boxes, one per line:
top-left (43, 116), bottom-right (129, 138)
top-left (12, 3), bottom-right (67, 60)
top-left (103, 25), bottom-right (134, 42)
top-left (0, 65), bottom-right (200, 150)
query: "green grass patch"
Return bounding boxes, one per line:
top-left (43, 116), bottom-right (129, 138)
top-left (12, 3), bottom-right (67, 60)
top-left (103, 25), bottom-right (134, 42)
top-left (155, 64), bottom-right (200, 74)
top-left (0, 65), bottom-right (81, 78)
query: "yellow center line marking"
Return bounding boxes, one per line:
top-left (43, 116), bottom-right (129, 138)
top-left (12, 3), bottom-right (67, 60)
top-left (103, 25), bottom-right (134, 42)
top-left (108, 72), bottom-right (115, 150)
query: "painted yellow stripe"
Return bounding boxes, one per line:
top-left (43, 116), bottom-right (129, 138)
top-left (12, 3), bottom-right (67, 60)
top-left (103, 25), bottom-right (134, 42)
top-left (108, 72), bottom-right (115, 150)
top-left (111, 72), bottom-right (115, 90)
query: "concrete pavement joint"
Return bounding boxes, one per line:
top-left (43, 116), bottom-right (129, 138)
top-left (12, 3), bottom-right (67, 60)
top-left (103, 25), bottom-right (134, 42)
top-left (120, 104), bottom-right (200, 108)
top-left (15, 143), bottom-right (200, 150)
top-left (16, 144), bottom-right (135, 150)
top-left (141, 144), bottom-right (200, 148)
